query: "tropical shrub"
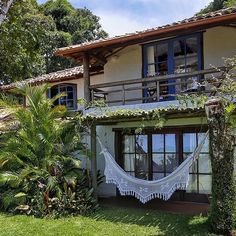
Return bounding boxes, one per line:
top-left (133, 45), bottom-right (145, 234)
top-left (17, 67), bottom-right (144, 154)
top-left (0, 84), bottom-right (98, 217)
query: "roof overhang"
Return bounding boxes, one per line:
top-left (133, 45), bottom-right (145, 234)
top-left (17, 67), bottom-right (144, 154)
top-left (55, 9), bottom-right (236, 65)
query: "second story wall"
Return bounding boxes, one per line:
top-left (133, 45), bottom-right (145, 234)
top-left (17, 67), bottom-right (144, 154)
top-left (104, 45), bottom-right (142, 83)
top-left (102, 26), bottom-right (236, 85)
top-left (204, 26), bottom-right (236, 68)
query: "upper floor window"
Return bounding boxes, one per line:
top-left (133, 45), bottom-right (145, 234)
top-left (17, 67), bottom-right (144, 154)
top-left (143, 34), bottom-right (202, 100)
top-left (48, 84), bottom-right (77, 110)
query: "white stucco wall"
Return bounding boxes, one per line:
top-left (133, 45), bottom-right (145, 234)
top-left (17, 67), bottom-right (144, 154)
top-left (103, 45), bottom-right (143, 105)
top-left (204, 26), bottom-right (236, 68)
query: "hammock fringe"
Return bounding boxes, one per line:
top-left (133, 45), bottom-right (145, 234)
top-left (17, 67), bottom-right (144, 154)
top-left (106, 178), bottom-right (189, 203)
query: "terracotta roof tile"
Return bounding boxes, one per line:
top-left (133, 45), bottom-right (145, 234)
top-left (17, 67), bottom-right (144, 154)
top-left (56, 7), bottom-right (236, 54)
top-left (0, 66), bottom-right (84, 91)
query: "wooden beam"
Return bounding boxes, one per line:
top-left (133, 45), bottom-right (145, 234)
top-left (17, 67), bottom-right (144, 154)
top-left (90, 53), bottom-right (107, 65)
top-left (105, 46), bottom-right (126, 59)
top-left (83, 53), bottom-right (91, 103)
top-left (91, 124), bottom-right (98, 199)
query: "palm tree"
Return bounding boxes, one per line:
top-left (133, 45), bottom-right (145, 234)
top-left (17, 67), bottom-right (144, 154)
top-left (0, 84), bottom-right (95, 216)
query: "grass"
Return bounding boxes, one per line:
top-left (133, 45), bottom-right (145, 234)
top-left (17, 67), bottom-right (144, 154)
top-left (0, 206), bottom-right (215, 236)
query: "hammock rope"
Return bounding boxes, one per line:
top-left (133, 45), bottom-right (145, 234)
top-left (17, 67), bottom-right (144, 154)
top-left (97, 131), bottom-right (209, 204)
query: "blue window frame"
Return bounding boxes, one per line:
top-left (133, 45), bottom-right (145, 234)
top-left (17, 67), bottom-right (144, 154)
top-left (143, 33), bottom-right (202, 101)
top-left (48, 83), bottom-right (77, 110)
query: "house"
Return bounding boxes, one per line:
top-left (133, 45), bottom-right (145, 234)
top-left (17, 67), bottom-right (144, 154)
top-left (1, 7), bottom-right (236, 204)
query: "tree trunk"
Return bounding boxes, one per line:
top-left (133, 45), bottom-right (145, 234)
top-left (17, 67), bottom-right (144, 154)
top-left (0, 0), bottom-right (14, 24)
top-left (206, 99), bottom-right (235, 235)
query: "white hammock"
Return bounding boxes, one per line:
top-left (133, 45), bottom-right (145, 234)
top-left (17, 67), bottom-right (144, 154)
top-left (97, 131), bottom-right (209, 204)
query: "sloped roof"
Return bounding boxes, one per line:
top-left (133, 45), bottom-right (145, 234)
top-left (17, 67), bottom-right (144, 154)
top-left (56, 7), bottom-right (236, 57)
top-left (0, 66), bottom-right (84, 91)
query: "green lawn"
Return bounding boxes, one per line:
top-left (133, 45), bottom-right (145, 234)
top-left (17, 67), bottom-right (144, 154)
top-left (0, 207), bottom-right (215, 236)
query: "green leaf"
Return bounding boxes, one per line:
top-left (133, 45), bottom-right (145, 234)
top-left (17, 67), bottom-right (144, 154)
top-left (14, 192), bottom-right (27, 198)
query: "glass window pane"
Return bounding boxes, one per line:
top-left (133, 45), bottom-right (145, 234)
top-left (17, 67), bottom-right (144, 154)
top-left (50, 87), bottom-right (58, 98)
top-left (166, 153), bottom-right (178, 172)
top-left (186, 37), bottom-right (198, 56)
top-left (67, 92), bottom-right (74, 99)
top-left (147, 64), bottom-right (156, 77)
top-left (183, 133), bottom-right (197, 152)
top-left (153, 173), bottom-right (164, 180)
top-left (147, 46), bottom-right (155, 64)
top-left (184, 153), bottom-right (198, 173)
top-left (60, 100), bottom-right (67, 106)
top-left (186, 174), bottom-right (198, 193)
top-left (174, 58), bottom-right (186, 74)
top-left (67, 86), bottom-right (73, 92)
top-left (165, 134), bottom-right (176, 152)
top-left (198, 133), bottom-right (209, 152)
top-left (127, 172), bottom-right (135, 177)
top-left (156, 43), bottom-right (168, 62)
top-left (60, 86), bottom-right (66, 92)
top-left (136, 154), bottom-right (149, 180)
top-left (199, 175), bottom-right (211, 194)
top-left (67, 101), bottom-right (74, 109)
top-left (123, 135), bottom-right (135, 153)
top-left (124, 154), bottom-right (135, 171)
top-left (136, 154), bottom-right (148, 171)
top-left (153, 154), bottom-right (164, 172)
top-left (156, 62), bottom-right (168, 76)
top-left (152, 134), bottom-right (164, 152)
top-left (174, 39), bottom-right (185, 59)
top-left (136, 135), bottom-right (148, 154)
top-left (198, 154), bottom-right (211, 173)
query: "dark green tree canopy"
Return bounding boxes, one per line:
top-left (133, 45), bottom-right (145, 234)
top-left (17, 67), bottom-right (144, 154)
top-left (0, 0), bottom-right (55, 84)
top-left (0, 0), bottom-right (108, 84)
top-left (198, 0), bottom-right (236, 14)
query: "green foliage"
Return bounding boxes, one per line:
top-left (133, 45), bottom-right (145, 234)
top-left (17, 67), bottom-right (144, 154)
top-left (197, 0), bottom-right (236, 15)
top-left (224, 0), bottom-right (236, 7)
top-left (0, 0), bottom-right (55, 84)
top-left (207, 101), bottom-right (235, 235)
top-left (0, 0), bottom-right (108, 83)
top-left (200, 57), bottom-right (236, 234)
top-left (0, 84), bottom-right (97, 217)
top-left (40, 0), bottom-right (108, 73)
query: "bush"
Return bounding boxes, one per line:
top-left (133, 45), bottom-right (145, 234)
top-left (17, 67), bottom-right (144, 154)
top-left (0, 84), bottom-right (97, 217)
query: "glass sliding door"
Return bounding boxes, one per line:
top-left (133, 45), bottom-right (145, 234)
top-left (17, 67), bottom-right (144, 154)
top-left (174, 36), bottom-right (202, 93)
top-left (143, 34), bottom-right (202, 102)
top-left (144, 42), bottom-right (170, 102)
top-left (152, 134), bottom-right (179, 180)
top-left (183, 132), bottom-right (211, 194)
top-left (123, 134), bottom-right (149, 180)
top-left (120, 128), bottom-right (211, 199)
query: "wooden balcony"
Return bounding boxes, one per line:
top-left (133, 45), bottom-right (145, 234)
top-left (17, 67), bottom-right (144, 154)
top-left (89, 68), bottom-right (228, 106)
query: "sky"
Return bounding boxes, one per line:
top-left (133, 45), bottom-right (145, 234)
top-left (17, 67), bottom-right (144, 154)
top-left (37, 0), bottom-right (213, 37)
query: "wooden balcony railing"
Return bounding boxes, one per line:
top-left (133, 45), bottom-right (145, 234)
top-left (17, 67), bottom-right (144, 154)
top-left (89, 67), bottom-right (228, 106)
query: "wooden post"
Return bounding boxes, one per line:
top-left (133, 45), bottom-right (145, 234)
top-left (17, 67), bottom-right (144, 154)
top-left (83, 53), bottom-right (91, 104)
top-left (122, 85), bottom-right (125, 105)
top-left (91, 124), bottom-right (98, 199)
top-left (156, 81), bottom-right (160, 101)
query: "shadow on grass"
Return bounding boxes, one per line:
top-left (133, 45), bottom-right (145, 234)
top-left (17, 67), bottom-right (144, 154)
top-left (88, 206), bottom-right (211, 235)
